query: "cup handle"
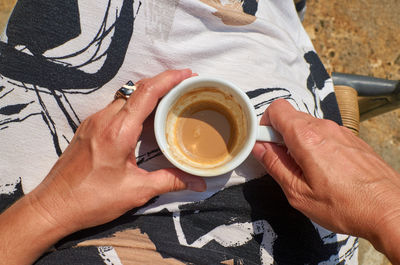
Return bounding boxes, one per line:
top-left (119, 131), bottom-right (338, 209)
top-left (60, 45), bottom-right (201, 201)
top-left (256, 125), bottom-right (284, 144)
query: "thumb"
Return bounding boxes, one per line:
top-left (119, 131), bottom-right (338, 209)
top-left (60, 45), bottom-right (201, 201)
top-left (146, 168), bottom-right (207, 195)
top-left (252, 141), bottom-right (304, 190)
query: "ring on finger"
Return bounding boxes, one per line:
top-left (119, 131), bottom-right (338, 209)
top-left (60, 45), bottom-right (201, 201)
top-left (114, 81), bottom-right (136, 100)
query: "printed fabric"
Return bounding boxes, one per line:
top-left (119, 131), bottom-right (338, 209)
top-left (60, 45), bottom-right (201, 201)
top-left (0, 0), bottom-right (358, 264)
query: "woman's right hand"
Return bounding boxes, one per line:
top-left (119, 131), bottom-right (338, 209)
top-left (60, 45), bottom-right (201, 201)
top-left (0, 69), bottom-right (206, 265)
top-left (253, 99), bottom-right (400, 264)
top-left (29, 69), bottom-right (206, 234)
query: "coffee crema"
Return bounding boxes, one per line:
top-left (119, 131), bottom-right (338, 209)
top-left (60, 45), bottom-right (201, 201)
top-left (165, 87), bottom-right (247, 169)
top-left (176, 102), bottom-right (236, 163)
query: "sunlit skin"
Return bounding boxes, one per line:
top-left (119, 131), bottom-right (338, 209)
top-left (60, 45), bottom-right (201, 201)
top-left (253, 99), bottom-right (400, 264)
top-left (0, 72), bottom-right (400, 265)
top-left (0, 70), bottom-right (206, 265)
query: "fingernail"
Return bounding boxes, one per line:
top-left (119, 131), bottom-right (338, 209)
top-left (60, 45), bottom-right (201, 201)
top-left (187, 180), bottom-right (206, 192)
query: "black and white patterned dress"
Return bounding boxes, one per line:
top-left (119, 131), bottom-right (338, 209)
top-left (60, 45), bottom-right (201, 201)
top-left (0, 0), bottom-right (358, 264)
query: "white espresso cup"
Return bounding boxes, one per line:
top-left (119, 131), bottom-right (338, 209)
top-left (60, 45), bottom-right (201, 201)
top-left (154, 76), bottom-right (283, 177)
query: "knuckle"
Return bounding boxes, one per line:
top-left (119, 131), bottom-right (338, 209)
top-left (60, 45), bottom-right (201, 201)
top-left (284, 187), bottom-right (300, 207)
top-left (81, 114), bottom-right (122, 145)
top-left (320, 118), bottom-right (340, 132)
top-left (124, 97), bottom-right (141, 115)
top-left (75, 118), bottom-right (88, 134)
top-left (134, 79), bottom-right (147, 90)
top-left (101, 124), bottom-right (120, 143)
top-left (281, 173), bottom-right (309, 211)
top-left (171, 176), bottom-right (183, 192)
top-left (286, 190), bottom-right (307, 212)
top-left (120, 103), bottom-right (135, 115)
top-left (155, 172), bottom-right (180, 194)
top-left (294, 120), bottom-right (325, 148)
top-left (264, 153), bottom-right (281, 175)
top-left (136, 82), bottom-right (155, 99)
top-left (284, 118), bottom-right (300, 135)
top-left (141, 82), bottom-right (154, 93)
top-left (89, 114), bottom-right (104, 129)
top-left (286, 195), bottom-right (300, 210)
top-left (78, 115), bottom-right (101, 136)
top-left (82, 116), bottom-right (95, 129)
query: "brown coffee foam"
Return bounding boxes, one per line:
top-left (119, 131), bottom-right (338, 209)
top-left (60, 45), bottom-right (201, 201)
top-left (176, 102), bottom-right (236, 163)
top-left (166, 87), bottom-right (247, 169)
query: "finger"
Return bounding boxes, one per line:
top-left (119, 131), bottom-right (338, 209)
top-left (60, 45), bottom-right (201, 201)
top-left (110, 69), bottom-right (193, 146)
top-left (106, 79), bottom-right (142, 115)
top-left (97, 85), bottom-right (136, 121)
top-left (267, 99), bottom-right (313, 137)
top-left (106, 98), bottom-right (126, 115)
top-left (252, 142), bottom-right (305, 189)
top-left (266, 99), bottom-right (328, 159)
top-left (146, 168), bottom-right (207, 195)
top-left (86, 95), bottom-right (127, 126)
top-left (119, 69), bottom-right (193, 128)
top-left (260, 107), bottom-right (270, 126)
top-left (255, 101), bottom-right (306, 189)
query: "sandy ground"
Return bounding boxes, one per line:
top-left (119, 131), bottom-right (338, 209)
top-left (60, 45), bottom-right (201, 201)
top-left (1, 0), bottom-right (399, 264)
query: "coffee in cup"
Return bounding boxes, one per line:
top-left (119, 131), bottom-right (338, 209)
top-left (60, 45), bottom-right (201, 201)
top-left (165, 87), bottom-right (247, 169)
top-left (154, 76), bottom-right (282, 177)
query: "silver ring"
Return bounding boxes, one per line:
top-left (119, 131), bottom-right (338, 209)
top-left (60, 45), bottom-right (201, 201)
top-left (114, 81), bottom-right (136, 100)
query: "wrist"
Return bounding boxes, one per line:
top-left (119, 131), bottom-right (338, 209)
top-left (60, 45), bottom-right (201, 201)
top-left (26, 190), bottom-right (76, 237)
top-left (369, 210), bottom-right (400, 264)
top-left (0, 194), bottom-right (70, 264)
top-left (366, 181), bottom-right (400, 264)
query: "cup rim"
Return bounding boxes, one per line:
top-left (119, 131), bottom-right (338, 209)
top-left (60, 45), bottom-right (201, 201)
top-left (154, 76), bottom-right (257, 177)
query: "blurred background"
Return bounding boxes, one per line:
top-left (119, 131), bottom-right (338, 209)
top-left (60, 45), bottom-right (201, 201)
top-left (1, 0), bottom-right (399, 264)
top-left (303, 0), bottom-right (400, 177)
